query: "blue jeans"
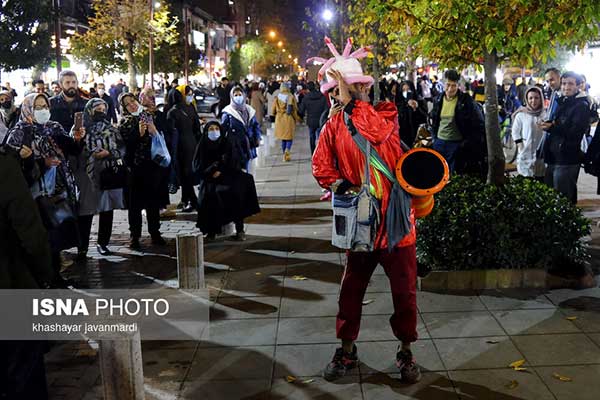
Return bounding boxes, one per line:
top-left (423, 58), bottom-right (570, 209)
top-left (544, 164), bottom-right (580, 205)
top-left (433, 138), bottom-right (462, 174)
top-left (281, 140), bottom-right (293, 152)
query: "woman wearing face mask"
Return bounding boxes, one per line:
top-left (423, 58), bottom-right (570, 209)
top-left (140, 87), bottom-right (170, 210)
top-left (272, 83), bottom-right (301, 162)
top-left (0, 90), bottom-right (20, 144)
top-left (192, 121), bottom-right (260, 241)
top-left (221, 86), bottom-right (263, 172)
top-left (73, 98), bottom-right (126, 258)
top-left (394, 81), bottom-right (427, 148)
top-left (166, 85), bottom-right (201, 212)
top-left (118, 93), bottom-right (166, 249)
top-left (5, 93), bottom-right (85, 286)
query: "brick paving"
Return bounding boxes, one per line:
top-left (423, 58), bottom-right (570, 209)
top-left (45, 124), bottom-right (600, 399)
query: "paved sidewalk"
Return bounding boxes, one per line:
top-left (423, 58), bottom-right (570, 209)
top-left (46, 124), bottom-right (600, 400)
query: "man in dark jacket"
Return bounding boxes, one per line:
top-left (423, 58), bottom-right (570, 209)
top-left (299, 81), bottom-right (328, 154)
top-left (94, 82), bottom-right (118, 123)
top-left (216, 77), bottom-right (232, 117)
top-left (540, 71), bottom-right (590, 204)
top-left (49, 70), bottom-right (88, 132)
top-left (0, 146), bottom-right (54, 399)
top-left (430, 69), bottom-right (486, 176)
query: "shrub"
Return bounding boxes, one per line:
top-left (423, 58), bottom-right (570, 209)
top-left (417, 175), bottom-right (591, 271)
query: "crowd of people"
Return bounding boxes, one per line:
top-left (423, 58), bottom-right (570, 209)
top-left (1, 50), bottom-right (599, 395)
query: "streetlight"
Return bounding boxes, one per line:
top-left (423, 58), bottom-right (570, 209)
top-left (282, 48), bottom-right (286, 52)
top-left (154, 1), bottom-right (160, 8)
top-left (277, 40), bottom-right (283, 47)
top-left (322, 9), bottom-right (333, 22)
top-left (269, 30), bottom-right (276, 39)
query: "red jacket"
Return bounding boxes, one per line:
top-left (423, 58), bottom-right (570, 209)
top-left (313, 100), bottom-right (416, 249)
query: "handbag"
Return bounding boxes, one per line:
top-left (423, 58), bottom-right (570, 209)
top-left (100, 159), bottom-right (128, 190)
top-left (331, 139), bottom-right (381, 252)
top-left (151, 132), bottom-right (171, 167)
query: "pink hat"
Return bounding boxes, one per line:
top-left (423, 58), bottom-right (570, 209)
top-left (307, 37), bottom-right (374, 94)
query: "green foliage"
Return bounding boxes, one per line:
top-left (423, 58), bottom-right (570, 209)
top-left (0, 0), bottom-right (52, 71)
top-left (71, 0), bottom-right (178, 85)
top-left (228, 47), bottom-right (243, 82)
top-left (239, 37), bottom-right (280, 78)
top-left (417, 175), bottom-right (591, 271)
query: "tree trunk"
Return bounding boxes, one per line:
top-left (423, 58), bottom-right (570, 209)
top-left (124, 35), bottom-right (138, 90)
top-left (372, 39), bottom-right (381, 105)
top-left (405, 23), bottom-right (417, 85)
top-left (483, 51), bottom-right (505, 185)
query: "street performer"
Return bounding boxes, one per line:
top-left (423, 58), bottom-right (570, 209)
top-left (311, 37), bottom-right (421, 383)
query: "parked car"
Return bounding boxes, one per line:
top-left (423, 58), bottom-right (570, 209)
top-left (194, 87), bottom-right (220, 116)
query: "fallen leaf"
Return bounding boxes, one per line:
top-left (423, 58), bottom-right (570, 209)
top-left (506, 380), bottom-right (519, 389)
top-left (566, 316), bottom-right (578, 321)
top-left (362, 299), bottom-right (375, 305)
top-left (286, 375), bottom-right (297, 383)
top-left (292, 275), bottom-right (308, 281)
top-left (509, 359), bottom-right (526, 369)
top-left (302, 379), bottom-right (315, 384)
top-left (513, 367), bottom-right (528, 372)
top-left (255, 272), bottom-right (262, 276)
top-left (290, 251), bottom-right (296, 254)
top-left (552, 373), bottom-right (572, 382)
top-left (486, 340), bottom-right (500, 344)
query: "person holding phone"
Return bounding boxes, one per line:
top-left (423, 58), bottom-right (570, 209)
top-left (49, 70), bottom-right (88, 132)
top-left (118, 93), bottom-right (166, 249)
top-left (5, 93), bottom-right (85, 287)
top-left (73, 98), bottom-right (125, 258)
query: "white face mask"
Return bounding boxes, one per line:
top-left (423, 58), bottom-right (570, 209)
top-left (207, 130), bottom-right (221, 141)
top-left (402, 91), bottom-right (409, 98)
top-left (186, 95), bottom-right (194, 104)
top-left (233, 95), bottom-right (245, 105)
top-left (131, 104), bottom-right (143, 116)
top-left (34, 109), bottom-right (50, 124)
top-left (98, 89), bottom-right (105, 96)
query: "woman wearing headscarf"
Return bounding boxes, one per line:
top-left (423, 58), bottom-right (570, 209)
top-left (266, 81), bottom-right (280, 123)
top-left (166, 85), bottom-right (201, 212)
top-left (511, 86), bottom-right (546, 179)
top-left (73, 98), bottom-right (125, 257)
top-left (140, 86), bottom-right (170, 209)
top-left (5, 92), bottom-right (85, 286)
top-left (192, 121), bottom-right (260, 241)
top-left (221, 85), bottom-right (262, 172)
top-left (272, 82), bottom-right (301, 162)
top-left (395, 80), bottom-right (427, 147)
top-left (0, 89), bottom-right (20, 144)
top-left (249, 82), bottom-right (266, 127)
top-left (118, 92), bottom-right (166, 249)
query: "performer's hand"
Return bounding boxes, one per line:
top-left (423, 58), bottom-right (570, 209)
top-left (327, 69), bottom-right (352, 106)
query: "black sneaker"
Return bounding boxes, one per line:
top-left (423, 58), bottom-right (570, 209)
top-left (130, 237), bottom-right (141, 250)
top-left (396, 348), bottom-right (421, 383)
top-left (323, 345), bottom-right (358, 381)
top-left (182, 203), bottom-right (196, 213)
top-left (96, 244), bottom-right (112, 256)
top-left (151, 235), bottom-right (167, 246)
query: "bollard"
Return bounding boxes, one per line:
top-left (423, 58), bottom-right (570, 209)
top-left (99, 332), bottom-right (144, 400)
top-left (176, 233), bottom-right (204, 289)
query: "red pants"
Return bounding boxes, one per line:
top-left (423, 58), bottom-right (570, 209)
top-left (336, 244), bottom-right (418, 343)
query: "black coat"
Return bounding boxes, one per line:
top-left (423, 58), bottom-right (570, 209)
top-left (166, 90), bottom-right (201, 185)
top-left (192, 134), bottom-right (260, 234)
top-left (544, 95), bottom-right (590, 165)
top-left (49, 93), bottom-right (88, 132)
top-left (394, 84), bottom-right (427, 147)
top-left (0, 147), bottom-right (54, 289)
top-left (299, 90), bottom-right (328, 130)
top-left (431, 91), bottom-right (487, 176)
top-left (119, 114), bottom-right (166, 210)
